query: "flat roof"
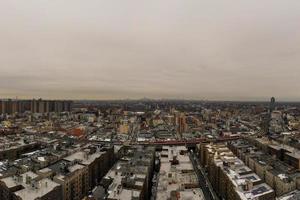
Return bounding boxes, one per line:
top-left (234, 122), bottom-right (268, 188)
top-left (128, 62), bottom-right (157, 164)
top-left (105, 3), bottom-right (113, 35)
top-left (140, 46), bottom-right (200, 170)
top-left (64, 151), bottom-right (104, 165)
top-left (1, 171), bottom-right (60, 200)
top-left (157, 146), bottom-right (203, 200)
top-left (14, 178), bottom-right (60, 200)
top-left (177, 189), bottom-right (205, 200)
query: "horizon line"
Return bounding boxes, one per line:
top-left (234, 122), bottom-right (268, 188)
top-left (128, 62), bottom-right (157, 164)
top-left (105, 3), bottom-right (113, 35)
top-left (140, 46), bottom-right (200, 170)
top-left (1, 97), bottom-right (300, 103)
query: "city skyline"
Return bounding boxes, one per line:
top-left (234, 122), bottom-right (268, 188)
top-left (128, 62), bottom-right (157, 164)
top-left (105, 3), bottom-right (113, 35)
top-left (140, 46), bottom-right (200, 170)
top-left (1, 0), bottom-right (300, 101)
top-left (1, 1), bottom-right (300, 199)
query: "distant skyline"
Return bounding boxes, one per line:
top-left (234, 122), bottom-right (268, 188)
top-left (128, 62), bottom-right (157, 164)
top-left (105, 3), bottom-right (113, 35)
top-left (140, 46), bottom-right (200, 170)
top-left (1, 97), bottom-right (299, 103)
top-left (1, 0), bottom-right (300, 101)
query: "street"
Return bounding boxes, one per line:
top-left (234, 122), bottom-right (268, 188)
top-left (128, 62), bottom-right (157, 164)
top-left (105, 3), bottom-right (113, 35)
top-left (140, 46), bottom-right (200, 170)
top-left (189, 152), bottom-right (219, 200)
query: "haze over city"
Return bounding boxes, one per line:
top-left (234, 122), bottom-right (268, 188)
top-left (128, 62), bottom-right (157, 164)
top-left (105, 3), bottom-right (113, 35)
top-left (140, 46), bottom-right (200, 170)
top-left (1, 0), bottom-right (300, 101)
top-left (2, 1), bottom-right (300, 200)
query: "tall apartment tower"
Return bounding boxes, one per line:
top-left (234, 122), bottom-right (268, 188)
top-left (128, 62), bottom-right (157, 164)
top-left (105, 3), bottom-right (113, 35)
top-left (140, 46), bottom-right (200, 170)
top-left (37, 98), bottom-right (45, 113)
top-left (270, 97), bottom-right (275, 113)
top-left (4, 99), bottom-right (13, 114)
top-left (31, 99), bottom-right (38, 113)
top-left (0, 99), bottom-right (72, 114)
top-left (177, 113), bottom-right (187, 137)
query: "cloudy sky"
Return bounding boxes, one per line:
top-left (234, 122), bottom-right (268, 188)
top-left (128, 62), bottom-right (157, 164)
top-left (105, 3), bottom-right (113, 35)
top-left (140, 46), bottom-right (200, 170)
top-left (0, 0), bottom-right (300, 101)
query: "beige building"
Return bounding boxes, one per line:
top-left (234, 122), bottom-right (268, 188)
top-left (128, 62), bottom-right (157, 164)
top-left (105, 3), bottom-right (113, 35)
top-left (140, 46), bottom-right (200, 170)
top-left (156, 146), bottom-right (205, 200)
top-left (265, 171), bottom-right (296, 196)
top-left (63, 145), bottom-right (114, 190)
top-left (119, 123), bottom-right (130, 134)
top-left (229, 139), bottom-right (300, 196)
top-left (200, 143), bottom-right (275, 200)
top-left (0, 171), bottom-right (62, 200)
top-left (99, 146), bottom-right (155, 200)
top-left (38, 160), bottom-right (89, 200)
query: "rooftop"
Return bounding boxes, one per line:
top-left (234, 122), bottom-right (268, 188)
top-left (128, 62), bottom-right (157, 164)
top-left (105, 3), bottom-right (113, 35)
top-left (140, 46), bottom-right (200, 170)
top-left (1, 171), bottom-right (60, 200)
top-left (64, 150), bottom-right (105, 165)
top-left (156, 146), bottom-right (203, 200)
top-left (211, 144), bottom-right (274, 200)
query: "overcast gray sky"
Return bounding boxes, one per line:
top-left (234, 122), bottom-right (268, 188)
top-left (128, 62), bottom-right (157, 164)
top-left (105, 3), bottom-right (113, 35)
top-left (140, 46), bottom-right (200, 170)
top-left (0, 0), bottom-right (300, 101)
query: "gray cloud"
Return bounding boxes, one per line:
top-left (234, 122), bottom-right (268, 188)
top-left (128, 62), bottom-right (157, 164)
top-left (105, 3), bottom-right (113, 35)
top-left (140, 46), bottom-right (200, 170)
top-left (0, 0), bottom-right (300, 101)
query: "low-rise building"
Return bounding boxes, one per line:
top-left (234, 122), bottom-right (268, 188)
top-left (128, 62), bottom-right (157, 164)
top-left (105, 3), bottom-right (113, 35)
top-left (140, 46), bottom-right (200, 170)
top-left (63, 145), bottom-right (114, 190)
top-left (229, 139), bottom-right (300, 196)
top-left (200, 143), bottom-right (275, 200)
top-left (0, 171), bottom-right (62, 200)
top-left (156, 146), bottom-right (205, 200)
top-left (99, 146), bottom-right (155, 200)
top-left (39, 159), bottom-right (89, 200)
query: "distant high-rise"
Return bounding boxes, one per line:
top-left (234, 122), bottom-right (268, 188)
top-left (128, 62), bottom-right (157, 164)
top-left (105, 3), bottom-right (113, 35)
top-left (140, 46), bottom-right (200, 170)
top-left (176, 113), bottom-right (187, 136)
top-left (0, 99), bottom-right (73, 114)
top-left (270, 97), bottom-right (275, 113)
